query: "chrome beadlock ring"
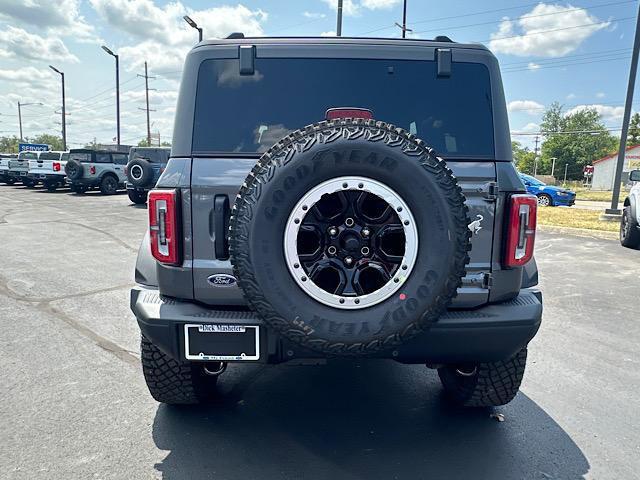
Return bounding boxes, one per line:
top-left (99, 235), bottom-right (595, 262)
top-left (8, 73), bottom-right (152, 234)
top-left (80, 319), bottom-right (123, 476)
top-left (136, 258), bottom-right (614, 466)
top-left (284, 176), bottom-right (418, 310)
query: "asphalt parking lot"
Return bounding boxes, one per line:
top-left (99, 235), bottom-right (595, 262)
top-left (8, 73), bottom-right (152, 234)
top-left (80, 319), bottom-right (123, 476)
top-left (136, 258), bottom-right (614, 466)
top-left (0, 184), bottom-right (638, 480)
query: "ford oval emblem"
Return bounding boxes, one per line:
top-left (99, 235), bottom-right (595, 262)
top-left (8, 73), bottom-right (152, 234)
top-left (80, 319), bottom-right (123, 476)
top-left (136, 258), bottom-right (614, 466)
top-left (208, 274), bottom-right (237, 287)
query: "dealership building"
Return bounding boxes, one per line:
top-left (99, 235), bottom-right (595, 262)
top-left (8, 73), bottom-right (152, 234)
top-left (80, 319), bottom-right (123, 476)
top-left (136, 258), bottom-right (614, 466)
top-left (591, 145), bottom-right (640, 190)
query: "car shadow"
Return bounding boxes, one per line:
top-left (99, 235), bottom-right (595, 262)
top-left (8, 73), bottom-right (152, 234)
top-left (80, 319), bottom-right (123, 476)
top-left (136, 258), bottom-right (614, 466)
top-left (151, 360), bottom-right (589, 480)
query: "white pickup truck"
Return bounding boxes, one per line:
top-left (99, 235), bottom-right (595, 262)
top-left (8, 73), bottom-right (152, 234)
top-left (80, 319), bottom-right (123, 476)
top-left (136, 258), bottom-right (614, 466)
top-left (27, 151), bottom-right (68, 191)
top-left (0, 153), bottom-right (17, 184)
top-left (8, 151), bottom-right (38, 187)
top-left (621, 169), bottom-right (640, 249)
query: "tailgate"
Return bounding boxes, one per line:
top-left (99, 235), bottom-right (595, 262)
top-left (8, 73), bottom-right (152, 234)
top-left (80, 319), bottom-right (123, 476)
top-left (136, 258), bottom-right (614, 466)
top-left (190, 157), bottom-right (496, 308)
top-left (29, 159), bottom-right (54, 175)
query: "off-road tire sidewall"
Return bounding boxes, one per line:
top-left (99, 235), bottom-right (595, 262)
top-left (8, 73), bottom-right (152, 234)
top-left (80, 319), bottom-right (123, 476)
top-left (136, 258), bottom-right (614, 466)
top-left (230, 120), bottom-right (470, 355)
top-left (127, 159), bottom-right (153, 187)
top-left (65, 159), bottom-right (83, 180)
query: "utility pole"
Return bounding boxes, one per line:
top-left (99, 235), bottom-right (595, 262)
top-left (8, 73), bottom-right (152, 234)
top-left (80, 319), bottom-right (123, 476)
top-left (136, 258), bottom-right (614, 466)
top-left (551, 157), bottom-right (557, 178)
top-left (336, 0), bottom-right (343, 36)
top-left (18, 102), bottom-right (23, 141)
top-left (533, 135), bottom-right (540, 176)
top-left (395, 0), bottom-right (412, 38)
top-left (102, 46), bottom-right (120, 148)
top-left (563, 164), bottom-right (568, 184)
top-left (138, 61), bottom-right (156, 146)
top-left (49, 65), bottom-right (66, 150)
top-left (607, 2), bottom-right (640, 215)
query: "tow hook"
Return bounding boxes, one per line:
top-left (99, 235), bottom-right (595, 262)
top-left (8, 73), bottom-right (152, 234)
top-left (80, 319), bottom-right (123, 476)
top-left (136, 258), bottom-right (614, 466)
top-left (203, 362), bottom-right (227, 376)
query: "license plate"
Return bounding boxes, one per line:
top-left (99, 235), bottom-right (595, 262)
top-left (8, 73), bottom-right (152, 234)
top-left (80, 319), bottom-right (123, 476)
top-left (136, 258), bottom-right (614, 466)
top-left (184, 324), bottom-right (260, 361)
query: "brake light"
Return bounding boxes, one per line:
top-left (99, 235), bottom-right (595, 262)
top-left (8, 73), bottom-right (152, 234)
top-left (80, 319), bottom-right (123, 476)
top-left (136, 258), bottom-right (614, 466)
top-left (90, 166), bottom-right (96, 175)
top-left (149, 190), bottom-right (180, 265)
top-left (124, 165), bottom-right (128, 175)
top-left (326, 108), bottom-right (373, 120)
top-left (503, 194), bottom-right (537, 268)
top-left (53, 162), bottom-right (61, 172)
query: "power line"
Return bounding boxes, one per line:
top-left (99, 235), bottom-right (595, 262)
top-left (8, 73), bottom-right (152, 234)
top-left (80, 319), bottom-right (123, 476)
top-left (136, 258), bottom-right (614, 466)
top-left (502, 53), bottom-right (632, 72)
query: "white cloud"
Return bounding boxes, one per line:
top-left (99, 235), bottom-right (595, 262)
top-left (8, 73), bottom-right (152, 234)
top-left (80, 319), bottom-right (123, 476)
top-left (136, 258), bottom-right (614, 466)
top-left (0, 67), bottom-right (57, 90)
top-left (489, 3), bottom-right (609, 57)
top-left (361, 0), bottom-right (402, 10)
top-left (321, 0), bottom-right (360, 16)
top-left (90, 1), bottom-right (267, 74)
top-left (522, 122), bottom-right (541, 132)
top-left (566, 104), bottom-right (624, 123)
top-left (320, 30), bottom-right (337, 37)
top-left (567, 93), bottom-right (577, 100)
top-left (508, 100), bottom-right (545, 114)
top-left (303, 11), bottom-right (326, 19)
top-left (0, 26), bottom-right (78, 63)
top-left (596, 92), bottom-right (606, 98)
top-left (0, 0), bottom-right (98, 43)
top-left (528, 62), bottom-right (541, 71)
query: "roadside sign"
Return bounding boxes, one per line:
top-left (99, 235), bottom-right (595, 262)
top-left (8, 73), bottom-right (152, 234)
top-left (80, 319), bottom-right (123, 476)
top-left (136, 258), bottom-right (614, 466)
top-left (584, 165), bottom-right (594, 177)
top-left (18, 143), bottom-right (50, 152)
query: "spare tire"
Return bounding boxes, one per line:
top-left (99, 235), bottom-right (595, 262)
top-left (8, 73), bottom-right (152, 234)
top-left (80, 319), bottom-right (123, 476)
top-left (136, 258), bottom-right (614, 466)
top-left (229, 119), bottom-right (470, 356)
top-left (65, 159), bottom-right (83, 180)
top-left (127, 158), bottom-right (153, 187)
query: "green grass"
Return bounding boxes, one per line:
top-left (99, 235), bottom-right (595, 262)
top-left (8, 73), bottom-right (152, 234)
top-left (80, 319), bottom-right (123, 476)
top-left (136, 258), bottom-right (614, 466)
top-left (537, 207), bottom-right (619, 232)
top-left (573, 187), bottom-right (619, 202)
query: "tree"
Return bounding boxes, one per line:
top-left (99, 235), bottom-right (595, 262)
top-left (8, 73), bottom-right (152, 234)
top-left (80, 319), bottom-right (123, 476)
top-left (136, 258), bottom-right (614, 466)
top-left (512, 141), bottom-right (536, 174)
top-left (539, 104), bottom-right (617, 180)
top-left (29, 134), bottom-right (64, 151)
top-left (0, 135), bottom-right (20, 153)
top-left (628, 112), bottom-right (640, 146)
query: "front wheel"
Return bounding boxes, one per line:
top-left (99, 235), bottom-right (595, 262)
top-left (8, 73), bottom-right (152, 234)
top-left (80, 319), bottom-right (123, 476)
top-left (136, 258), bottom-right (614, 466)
top-left (100, 175), bottom-right (118, 195)
top-left (128, 189), bottom-right (147, 204)
top-left (537, 194), bottom-right (553, 207)
top-left (620, 206), bottom-right (640, 249)
top-left (141, 335), bottom-right (220, 405)
top-left (437, 348), bottom-right (527, 407)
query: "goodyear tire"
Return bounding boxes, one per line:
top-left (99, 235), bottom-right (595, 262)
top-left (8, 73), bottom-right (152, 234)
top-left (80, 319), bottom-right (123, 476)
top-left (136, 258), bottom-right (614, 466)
top-left (127, 158), bottom-right (154, 187)
top-left (229, 118), bottom-right (471, 356)
top-left (438, 348), bottom-right (527, 407)
top-left (141, 335), bottom-right (219, 404)
top-left (65, 159), bottom-right (83, 180)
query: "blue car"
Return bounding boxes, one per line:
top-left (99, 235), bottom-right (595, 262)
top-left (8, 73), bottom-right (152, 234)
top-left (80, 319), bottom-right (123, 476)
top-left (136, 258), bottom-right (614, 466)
top-left (519, 173), bottom-right (576, 207)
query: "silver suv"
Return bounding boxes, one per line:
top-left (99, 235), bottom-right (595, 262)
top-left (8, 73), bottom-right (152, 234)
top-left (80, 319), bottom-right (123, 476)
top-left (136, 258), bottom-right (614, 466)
top-left (65, 148), bottom-right (128, 194)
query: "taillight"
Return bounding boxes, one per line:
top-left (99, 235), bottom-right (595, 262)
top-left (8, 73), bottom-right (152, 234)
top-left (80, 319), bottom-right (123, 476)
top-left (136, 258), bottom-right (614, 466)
top-left (90, 166), bottom-right (96, 175)
top-left (503, 194), bottom-right (537, 268)
top-left (53, 162), bottom-right (61, 172)
top-left (149, 190), bottom-right (180, 265)
top-left (326, 108), bottom-right (373, 120)
top-left (124, 166), bottom-right (128, 175)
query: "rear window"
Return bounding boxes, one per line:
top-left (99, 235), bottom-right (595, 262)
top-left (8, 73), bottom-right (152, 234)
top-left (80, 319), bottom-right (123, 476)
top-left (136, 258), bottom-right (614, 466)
top-left (69, 153), bottom-right (92, 163)
top-left (61, 153), bottom-right (69, 161)
top-left (130, 148), bottom-right (169, 163)
top-left (193, 58), bottom-right (494, 157)
top-left (18, 152), bottom-right (38, 160)
top-left (39, 152), bottom-right (60, 160)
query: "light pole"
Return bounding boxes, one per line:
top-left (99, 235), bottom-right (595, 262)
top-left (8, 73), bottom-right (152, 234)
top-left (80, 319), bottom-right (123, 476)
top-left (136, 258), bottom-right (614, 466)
top-left (49, 65), bottom-right (66, 150)
top-left (550, 157), bottom-right (557, 177)
top-left (607, 2), bottom-right (640, 214)
top-left (102, 46), bottom-right (120, 148)
top-left (17, 101), bottom-right (43, 141)
top-left (183, 15), bottom-right (203, 42)
top-left (336, 0), bottom-right (343, 36)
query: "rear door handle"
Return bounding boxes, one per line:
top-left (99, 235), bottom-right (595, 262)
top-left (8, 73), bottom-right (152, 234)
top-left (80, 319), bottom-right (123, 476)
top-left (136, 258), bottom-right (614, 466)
top-left (214, 195), bottom-right (230, 259)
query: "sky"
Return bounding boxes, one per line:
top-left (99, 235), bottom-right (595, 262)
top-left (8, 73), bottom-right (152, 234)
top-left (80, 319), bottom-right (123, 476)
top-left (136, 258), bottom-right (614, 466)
top-left (0, 0), bottom-right (637, 149)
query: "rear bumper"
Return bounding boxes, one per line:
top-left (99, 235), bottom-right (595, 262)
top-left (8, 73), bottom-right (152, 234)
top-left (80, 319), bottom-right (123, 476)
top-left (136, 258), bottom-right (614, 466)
top-left (67, 178), bottom-right (100, 187)
top-left (28, 173), bottom-right (65, 181)
top-left (7, 170), bottom-right (28, 177)
top-left (131, 286), bottom-right (543, 365)
top-left (126, 181), bottom-right (152, 192)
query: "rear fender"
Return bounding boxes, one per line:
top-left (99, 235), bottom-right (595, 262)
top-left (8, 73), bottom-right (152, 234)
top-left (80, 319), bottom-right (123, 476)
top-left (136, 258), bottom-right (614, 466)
top-left (135, 231), bottom-right (158, 287)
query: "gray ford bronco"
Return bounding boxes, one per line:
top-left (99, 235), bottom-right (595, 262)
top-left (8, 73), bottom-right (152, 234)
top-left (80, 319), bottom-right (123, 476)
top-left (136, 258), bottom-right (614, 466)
top-left (131, 36), bottom-right (542, 407)
top-left (65, 148), bottom-right (128, 194)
